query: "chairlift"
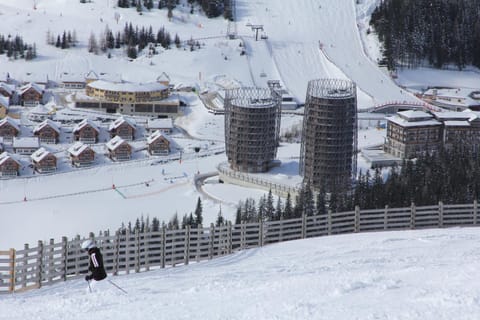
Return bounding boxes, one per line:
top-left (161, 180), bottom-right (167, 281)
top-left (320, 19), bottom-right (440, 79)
top-left (260, 33), bottom-right (268, 40)
top-left (260, 71), bottom-right (267, 78)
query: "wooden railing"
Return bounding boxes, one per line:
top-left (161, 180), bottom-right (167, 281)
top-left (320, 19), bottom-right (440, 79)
top-left (1, 200), bottom-right (478, 294)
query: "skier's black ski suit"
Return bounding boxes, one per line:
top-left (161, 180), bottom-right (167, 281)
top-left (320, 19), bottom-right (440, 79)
top-left (85, 247), bottom-right (107, 281)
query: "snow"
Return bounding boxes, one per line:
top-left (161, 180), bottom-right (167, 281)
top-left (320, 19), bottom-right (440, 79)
top-left (2, 227), bottom-right (480, 319)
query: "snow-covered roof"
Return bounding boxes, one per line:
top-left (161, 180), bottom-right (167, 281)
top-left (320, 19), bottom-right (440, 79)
top-left (444, 121), bottom-right (471, 127)
top-left (0, 82), bottom-right (15, 95)
top-left (31, 147), bottom-right (54, 162)
top-left (109, 116), bottom-right (136, 131)
top-left (33, 119), bottom-right (61, 134)
top-left (85, 70), bottom-right (99, 80)
top-left (431, 111), bottom-right (472, 121)
top-left (19, 82), bottom-right (44, 95)
top-left (147, 130), bottom-right (172, 144)
top-left (68, 142), bottom-right (92, 157)
top-left (30, 103), bottom-right (54, 115)
top-left (0, 117), bottom-right (20, 131)
top-left (13, 137), bottom-right (40, 148)
top-left (106, 135), bottom-right (128, 151)
top-left (156, 72), bottom-right (170, 83)
top-left (397, 110), bottom-right (433, 120)
top-left (0, 151), bottom-right (20, 166)
top-left (73, 118), bottom-right (100, 133)
top-left (146, 118), bottom-right (173, 129)
top-left (387, 115), bottom-right (441, 128)
top-left (0, 95), bottom-right (9, 107)
top-left (88, 80), bottom-right (167, 93)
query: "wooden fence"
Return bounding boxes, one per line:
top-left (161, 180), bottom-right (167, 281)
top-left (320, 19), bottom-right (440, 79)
top-left (1, 200), bottom-right (479, 294)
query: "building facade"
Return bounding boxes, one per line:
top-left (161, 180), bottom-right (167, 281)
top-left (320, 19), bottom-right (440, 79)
top-left (224, 87), bottom-right (281, 173)
top-left (299, 79), bottom-right (357, 193)
top-left (75, 78), bottom-right (179, 118)
top-left (385, 110), bottom-right (480, 158)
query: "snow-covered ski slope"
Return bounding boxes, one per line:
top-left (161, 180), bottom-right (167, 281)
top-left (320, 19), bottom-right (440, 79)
top-left (0, 0), bottom-right (416, 108)
top-left (2, 227), bottom-right (480, 320)
top-left (236, 0), bottom-right (418, 108)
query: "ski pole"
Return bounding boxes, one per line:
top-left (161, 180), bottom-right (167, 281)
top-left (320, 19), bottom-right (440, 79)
top-left (108, 279), bottom-right (128, 294)
top-left (87, 280), bottom-right (92, 293)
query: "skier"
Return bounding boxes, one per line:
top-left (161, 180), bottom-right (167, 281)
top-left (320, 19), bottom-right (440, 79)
top-left (81, 239), bottom-right (107, 291)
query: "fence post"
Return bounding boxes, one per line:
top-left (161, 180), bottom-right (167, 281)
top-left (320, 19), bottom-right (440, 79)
top-left (384, 205), bottom-right (389, 230)
top-left (438, 201), bottom-right (444, 228)
top-left (9, 248), bottom-right (15, 293)
top-left (410, 202), bottom-right (416, 229)
top-left (259, 220), bottom-right (264, 246)
top-left (135, 229), bottom-right (140, 273)
top-left (114, 231), bottom-right (120, 276)
top-left (144, 229), bottom-right (150, 272)
top-left (227, 221), bottom-right (232, 254)
top-left (21, 244), bottom-right (28, 289)
top-left (474, 200), bottom-right (478, 225)
top-left (161, 226), bottom-right (166, 269)
top-left (327, 210), bottom-right (332, 235)
top-left (62, 237), bottom-right (68, 282)
top-left (209, 223), bottom-right (215, 259)
top-left (354, 206), bottom-right (360, 233)
top-left (37, 240), bottom-right (43, 289)
top-left (301, 213), bottom-right (307, 239)
top-left (196, 224), bottom-right (202, 262)
top-left (47, 239), bottom-right (54, 283)
top-left (125, 229), bottom-right (130, 274)
top-left (184, 225), bottom-right (190, 266)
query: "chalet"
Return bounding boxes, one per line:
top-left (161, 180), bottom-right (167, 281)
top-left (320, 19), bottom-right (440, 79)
top-left (33, 119), bottom-right (61, 144)
top-left (31, 147), bottom-right (57, 173)
top-left (0, 117), bottom-right (20, 140)
top-left (0, 152), bottom-right (21, 177)
top-left (73, 119), bottom-right (100, 144)
top-left (156, 72), bottom-right (171, 88)
top-left (19, 83), bottom-right (44, 107)
top-left (84, 70), bottom-right (99, 84)
top-left (109, 117), bottom-right (136, 141)
top-left (0, 96), bottom-right (8, 118)
top-left (68, 142), bottom-right (95, 167)
top-left (0, 82), bottom-right (15, 98)
top-left (106, 136), bottom-right (132, 161)
top-left (147, 130), bottom-right (171, 156)
top-left (28, 103), bottom-right (55, 121)
top-left (13, 137), bottom-right (40, 155)
top-left (146, 118), bottom-right (173, 134)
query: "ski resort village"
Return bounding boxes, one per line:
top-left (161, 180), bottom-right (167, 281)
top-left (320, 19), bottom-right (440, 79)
top-left (1, 0), bottom-right (480, 319)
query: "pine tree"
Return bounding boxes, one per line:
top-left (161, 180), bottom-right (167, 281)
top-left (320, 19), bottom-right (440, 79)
top-left (215, 206), bottom-right (225, 227)
top-left (284, 193), bottom-right (293, 219)
top-left (275, 196), bottom-right (283, 221)
top-left (265, 189), bottom-right (275, 221)
top-left (88, 32), bottom-right (99, 54)
top-left (194, 197), bottom-right (203, 227)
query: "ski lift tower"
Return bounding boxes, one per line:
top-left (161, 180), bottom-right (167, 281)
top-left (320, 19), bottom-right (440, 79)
top-left (247, 23), bottom-right (264, 41)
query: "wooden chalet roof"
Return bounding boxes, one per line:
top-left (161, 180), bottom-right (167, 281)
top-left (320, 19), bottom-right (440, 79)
top-left (30, 147), bottom-right (55, 162)
top-left (0, 117), bottom-right (20, 131)
top-left (73, 118), bottom-right (100, 133)
top-left (109, 116), bottom-right (136, 131)
top-left (33, 119), bottom-right (61, 134)
top-left (68, 142), bottom-right (93, 157)
top-left (106, 135), bottom-right (129, 151)
top-left (0, 151), bottom-right (21, 166)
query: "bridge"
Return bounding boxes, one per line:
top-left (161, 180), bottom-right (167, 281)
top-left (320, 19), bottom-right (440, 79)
top-left (360, 101), bottom-right (443, 114)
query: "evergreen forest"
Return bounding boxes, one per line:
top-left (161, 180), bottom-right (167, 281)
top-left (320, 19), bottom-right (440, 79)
top-left (370, 0), bottom-right (480, 70)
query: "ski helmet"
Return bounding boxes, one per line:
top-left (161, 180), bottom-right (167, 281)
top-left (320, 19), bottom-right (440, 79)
top-left (81, 239), bottom-right (95, 250)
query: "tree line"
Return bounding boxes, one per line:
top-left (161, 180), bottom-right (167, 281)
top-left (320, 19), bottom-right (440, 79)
top-left (370, 0), bottom-right (480, 70)
top-left (87, 23), bottom-right (180, 59)
top-left (117, 0), bottom-right (233, 20)
top-left (0, 34), bottom-right (37, 61)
